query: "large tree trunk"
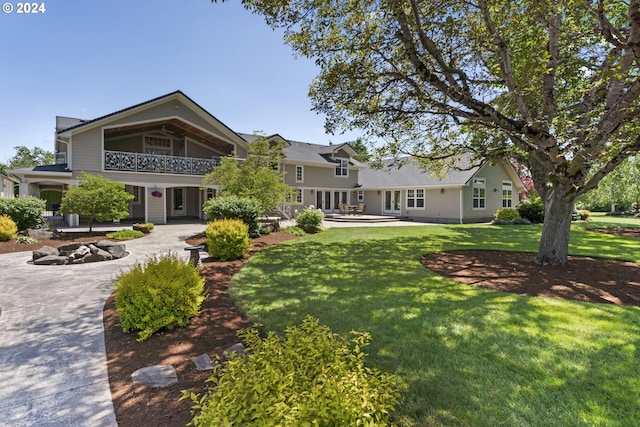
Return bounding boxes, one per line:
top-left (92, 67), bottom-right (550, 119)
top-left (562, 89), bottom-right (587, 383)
top-left (535, 189), bottom-right (576, 265)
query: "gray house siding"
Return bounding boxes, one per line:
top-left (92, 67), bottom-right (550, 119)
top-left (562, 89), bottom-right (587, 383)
top-left (461, 163), bottom-right (517, 222)
top-left (284, 164), bottom-right (359, 189)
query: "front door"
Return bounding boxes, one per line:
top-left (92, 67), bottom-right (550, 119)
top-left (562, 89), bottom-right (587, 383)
top-left (383, 190), bottom-right (401, 215)
top-left (172, 187), bottom-right (185, 216)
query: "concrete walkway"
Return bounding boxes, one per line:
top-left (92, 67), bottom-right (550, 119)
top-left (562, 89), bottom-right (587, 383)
top-left (0, 222), bottom-right (207, 427)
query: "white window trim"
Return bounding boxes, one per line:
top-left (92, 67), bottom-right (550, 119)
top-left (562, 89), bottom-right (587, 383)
top-left (502, 181), bottom-right (513, 208)
top-left (357, 190), bottom-right (364, 202)
top-left (334, 158), bottom-right (349, 177)
top-left (144, 135), bottom-right (172, 155)
top-left (296, 165), bottom-right (304, 183)
top-left (406, 188), bottom-right (425, 209)
top-left (472, 178), bottom-right (486, 210)
top-left (290, 188), bottom-right (303, 204)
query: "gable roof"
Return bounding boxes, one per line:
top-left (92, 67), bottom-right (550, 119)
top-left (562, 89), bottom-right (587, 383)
top-left (239, 133), bottom-right (366, 168)
top-left (55, 90), bottom-right (248, 149)
top-left (358, 157), bottom-right (479, 189)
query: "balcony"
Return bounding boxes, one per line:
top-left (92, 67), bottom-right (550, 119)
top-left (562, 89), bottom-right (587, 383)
top-left (104, 150), bottom-right (220, 175)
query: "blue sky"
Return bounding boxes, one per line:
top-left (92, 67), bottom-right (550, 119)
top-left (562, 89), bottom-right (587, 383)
top-left (0, 0), bottom-right (363, 162)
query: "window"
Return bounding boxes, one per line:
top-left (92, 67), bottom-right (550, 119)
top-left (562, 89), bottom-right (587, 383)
top-left (144, 135), bottom-right (172, 155)
top-left (335, 158), bottom-right (348, 177)
top-left (357, 190), bottom-right (364, 202)
top-left (296, 165), bottom-right (304, 183)
top-left (206, 188), bottom-right (217, 200)
top-left (406, 188), bottom-right (425, 208)
top-left (127, 185), bottom-right (140, 205)
top-left (472, 178), bottom-right (486, 209)
top-left (290, 188), bottom-right (302, 204)
top-left (502, 181), bottom-right (513, 208)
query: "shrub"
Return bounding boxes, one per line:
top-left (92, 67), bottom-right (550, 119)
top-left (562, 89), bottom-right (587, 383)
top-left (517, 195), bottom-right (545, 223)
top-left (202, 195), bottom-right (262, 237)
top-left (284, 225), bottom-right (306, 236)
top-left (494, 207), bottom-right (520, 221)
top-left (114, 253), bottom-right (206, 341)
top-left (294, 207), bottom-right (324, 233)
top-left (575, 209), bottom-right (591, 220)
top-left (15, 235), bottom-right (38, 245)
top-left (0, 215), bottom-right (18, 241)
top-left (0, 196), bottom-right (46, 231)
top-left (492, 219), bottom-right (514, 225)
top-left (205, 219), bottom-right (251, 261)
top-left (106, 229), bottom-right (145, 240)
top-left (513, 217), bottom-right (532, 225)
top-left (184, 316), bottom-right (405, 426)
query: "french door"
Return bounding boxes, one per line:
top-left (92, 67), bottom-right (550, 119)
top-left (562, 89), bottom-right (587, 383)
top-left (383, 190), bottom-right (401, 215)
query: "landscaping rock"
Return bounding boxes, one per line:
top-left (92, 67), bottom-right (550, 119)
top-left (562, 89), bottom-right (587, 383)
top-left (222, 343), bottom-right (245, 360)
top-left (82, 247), bottom-right (113, 263)
top-left (193, 353), bottom-right (216, 371)
top-left (97, 240), bottom-right (126, 258)
top-left (27, 229), bottom-right (54, 240)
top-left (33, 255), bottom-right (69, 265)
top-left (131, 365), bottom-right (178, 387)
top-left (32, 246), bottom-right (59, 261)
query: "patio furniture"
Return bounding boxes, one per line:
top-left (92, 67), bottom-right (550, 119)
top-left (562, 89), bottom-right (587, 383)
top-left (354, 203), bottom-right (366, 215)
top-left (339, 203), bottom-right (350, 215)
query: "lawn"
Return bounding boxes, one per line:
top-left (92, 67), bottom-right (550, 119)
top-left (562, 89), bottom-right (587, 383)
top-left (229, 217), bottom-right (640, 426)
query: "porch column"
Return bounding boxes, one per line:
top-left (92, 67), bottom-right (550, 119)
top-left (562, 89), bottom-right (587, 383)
top-left (18, 182), bottom-right (30, 196)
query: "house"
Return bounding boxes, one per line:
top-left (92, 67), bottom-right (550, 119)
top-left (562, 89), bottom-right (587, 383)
top-left (8, 91), bottom-right (523, 225)
top-left (0, 173), bottom-right (18, 199)
top-left (9, 91), bottom-right (250, 225)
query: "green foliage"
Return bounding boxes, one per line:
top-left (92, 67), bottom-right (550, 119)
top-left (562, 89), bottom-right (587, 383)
top-left (494, 207), bottom-right (520, 221)
top-left (185, 316), bottom-right (405, 426)
top-left (0, 215), bottom-right (18, 241)
top-left (0, 196), bottom-right (46, 231)
top-left (575, 209), bottom-right (591, 221)
top-left (283, 225), bottom-right (306, 236)
top-left (205, 219), bottom-right (251, 261)
top-left (202, 195), bottom-right (262, 237)
top-left (1, 145), bottom-right (54, 171)
top-left (60, 172), bottom-right (134, 232)
top-left (14, 235), bottom-right (38, 245)
top-left (106, 229), bottom-right (145, 241)
top-left (201, 135), bottom-right (294, 213)
top-left (114, 253), bottom-right (205, 342)
top-left (517, 195), bottom-right (545, 223)
top-left (294, 207), bottom-right (324, 233)
top-left (513, 217), bottom-right (532, 225)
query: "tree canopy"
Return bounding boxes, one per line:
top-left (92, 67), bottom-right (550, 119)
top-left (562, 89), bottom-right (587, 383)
top-left (224, 0), bottom-right (640, 265)
top-left (201, 136), bottom-right (294, 213)
top-left (60, 172), bottom-right (134, 232)
top-left (1, 146), bottom-right (54, 174)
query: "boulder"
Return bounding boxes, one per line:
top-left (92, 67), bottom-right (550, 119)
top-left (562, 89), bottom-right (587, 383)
top-left (81, 247), bottom-right (113, 263)
top-left (131, 365), bottom-right (178, 387)
top-left (57, 243), bottom-right (90, 256)
top-left (71, 245), bottom-right (91, 259)
top-left (96, 240), bottom-right (127, 259)
top-left (33, 246), bottom-right (59, 261)
top-left (34, 255), bottom-right (69, 265)
top-left (27, 229), bottom-right (54, 240)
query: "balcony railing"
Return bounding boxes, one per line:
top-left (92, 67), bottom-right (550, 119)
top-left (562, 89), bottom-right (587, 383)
top-left (104, 150), bottom-right (220, 175)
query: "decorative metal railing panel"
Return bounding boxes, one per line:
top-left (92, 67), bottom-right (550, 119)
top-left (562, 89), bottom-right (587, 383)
top-left (104, 151), bottom-right (220, 175)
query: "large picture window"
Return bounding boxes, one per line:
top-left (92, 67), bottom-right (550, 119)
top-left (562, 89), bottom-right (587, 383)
top-left (502, 181), bottom-right (513, 208)
top-left (472, 178), bottom-right (486, 209)
top-left (406, 188), bottom-right (425, 208)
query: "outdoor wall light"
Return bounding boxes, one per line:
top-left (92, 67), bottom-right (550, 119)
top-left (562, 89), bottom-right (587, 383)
top-left (440, 188), bottom-right (445, 194)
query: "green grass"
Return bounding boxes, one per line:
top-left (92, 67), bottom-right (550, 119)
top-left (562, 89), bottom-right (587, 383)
top-left (229, 219), bottom-right (640, 426)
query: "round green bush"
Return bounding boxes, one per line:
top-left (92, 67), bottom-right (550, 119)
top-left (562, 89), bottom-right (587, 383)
top-left (494, 207), bottom-right (520, 221)
top-left (0, 196), bottom-right (46, 231)
top-left (114, 253), bottom-right (206, 341)
top-left (106, 229), bottom-right (145, 240)
top-left (517, 195), bottom-right (545, 223)
top-left (184, 316), bottom-right (405, 426)
top-left (202, 195), bottom-right (262, 237)
top-left (206, 219), bottom-right (251, 261)
top-left (0, 215), bottom-right (18, 241)
top-left (294, 207), bottom-right (324, 233)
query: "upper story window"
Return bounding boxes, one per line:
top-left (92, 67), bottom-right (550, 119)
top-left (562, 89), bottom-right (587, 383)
top-left (502, 181), bottom-right (513, 208)
top-left (296, 165), bottom-right (304, 183)
top-left (335, 158), bottom-right (348, 177)
top-left (472, 178), bottom-right (486, 209)
top-left (407, 188), bottom-right (425, 208)
top-left (144, 135), bottom-right (172, 155)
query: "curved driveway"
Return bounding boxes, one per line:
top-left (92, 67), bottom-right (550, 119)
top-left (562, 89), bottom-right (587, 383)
top-left (0, 223), bottom-right (206, 427)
